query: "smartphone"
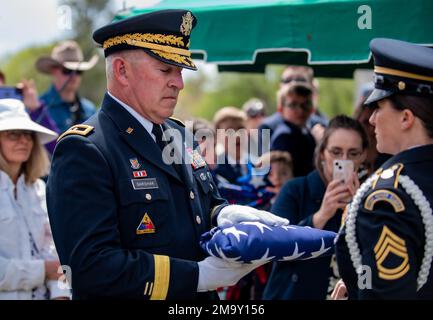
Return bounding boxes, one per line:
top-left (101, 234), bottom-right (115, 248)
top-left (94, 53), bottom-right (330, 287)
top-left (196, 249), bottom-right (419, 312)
top-left (333, 159), bottom-right (354, 184)
top-left (0, 86), bottom-right (23, 100)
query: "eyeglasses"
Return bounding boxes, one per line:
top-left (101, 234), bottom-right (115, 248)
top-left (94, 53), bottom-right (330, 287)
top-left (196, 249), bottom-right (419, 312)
top-left (280, 77), bottom-right (309, 84)
top-left (62, 67), bottom-right (83, 76)
top-left (3, 130), bottom-right (34, 141)
top-left (326, 148), bottom-right (363, 160)
top-left (284, 101), bottom-right (312, 112)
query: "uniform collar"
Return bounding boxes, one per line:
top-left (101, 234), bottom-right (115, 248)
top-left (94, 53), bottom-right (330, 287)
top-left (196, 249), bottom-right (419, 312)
top-left (100, 93), bottom-right (182, 183)
top-left (107, 91), bottom-right (155, 141)
top-left (382, 144), bottom-right (433, 168)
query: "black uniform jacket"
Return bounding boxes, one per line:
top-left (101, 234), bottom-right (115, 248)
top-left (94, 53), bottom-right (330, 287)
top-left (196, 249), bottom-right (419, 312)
top-left (336, 145), bottom-right (433, 299)
top-left (47, 93), bottom-right (227, 300)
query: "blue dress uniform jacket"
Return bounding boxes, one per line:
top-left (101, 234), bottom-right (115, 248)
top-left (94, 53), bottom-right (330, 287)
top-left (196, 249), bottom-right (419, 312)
top-left (46, 93), bottom-right (227, 300)
top-left (257, 112), bottom-right (284, 156)
top-left (270, 120), bottom-right (316, 177)
top-left (263, 170), bottom-right (342, 299)
top-left (336, 145), bottom-right (433, 299)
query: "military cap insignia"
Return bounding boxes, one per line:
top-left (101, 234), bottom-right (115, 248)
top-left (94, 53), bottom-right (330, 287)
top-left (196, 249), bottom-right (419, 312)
top-left (57, 124), bottom-right (94, 142)
top-left (364, 189), bottom-right (405, 213)
top-left (94, 10), bottom-right (197, 70)
top-left (136, 213), bottom-right (155, 234)
top-left (374, 226), bottom-right (410, 280)
top-left (365, 38), bottom-right (433, 106)
top-left (180, 12), bottom-right (194, 36)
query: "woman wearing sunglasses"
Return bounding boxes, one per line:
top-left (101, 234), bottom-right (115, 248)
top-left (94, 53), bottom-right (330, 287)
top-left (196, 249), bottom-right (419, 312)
top-left (0, 99), bottom-right (70, 300)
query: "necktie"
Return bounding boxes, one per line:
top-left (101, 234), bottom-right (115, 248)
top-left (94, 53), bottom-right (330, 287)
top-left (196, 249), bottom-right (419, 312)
top-left (152, 123), bottom-right (183, 178)
top-left (152, 123), bottom-right (166, 151)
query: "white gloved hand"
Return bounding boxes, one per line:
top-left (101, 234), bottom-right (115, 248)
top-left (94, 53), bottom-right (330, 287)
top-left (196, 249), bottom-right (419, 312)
top-left (197, 256), bottom-right (264, 292)
top-left (217, 204), bottom-right (289, 227)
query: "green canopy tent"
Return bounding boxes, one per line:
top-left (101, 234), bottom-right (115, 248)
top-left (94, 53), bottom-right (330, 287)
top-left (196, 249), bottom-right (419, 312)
top-left (115, 0), bottom-right (433, 78)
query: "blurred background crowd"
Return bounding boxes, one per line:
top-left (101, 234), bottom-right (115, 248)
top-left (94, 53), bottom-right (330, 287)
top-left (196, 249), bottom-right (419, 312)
top-left (0, 0), bottom-right (392, 300)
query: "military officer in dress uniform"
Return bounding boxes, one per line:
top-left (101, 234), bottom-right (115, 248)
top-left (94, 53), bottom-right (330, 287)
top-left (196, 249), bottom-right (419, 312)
top-left (46, 9), bottom-right (288, 300)
top-left (335, 38), bottom-right (433, 299)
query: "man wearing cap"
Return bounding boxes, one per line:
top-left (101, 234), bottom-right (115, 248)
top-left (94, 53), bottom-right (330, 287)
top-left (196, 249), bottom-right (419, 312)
top-left (335, 38), bottom-right (433, 299)
top-left (46, 9), bottom-right (288, 300)
top-left (35, 40), bottom-right (99, 133)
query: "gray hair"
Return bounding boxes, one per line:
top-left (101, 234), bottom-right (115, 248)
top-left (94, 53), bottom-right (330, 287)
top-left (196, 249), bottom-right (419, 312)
top-left (105, 50), bottom-right (142, 83)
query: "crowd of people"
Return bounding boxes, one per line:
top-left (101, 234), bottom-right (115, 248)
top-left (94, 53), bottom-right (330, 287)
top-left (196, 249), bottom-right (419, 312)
top-left (1, 9), bottom-right (432, 301)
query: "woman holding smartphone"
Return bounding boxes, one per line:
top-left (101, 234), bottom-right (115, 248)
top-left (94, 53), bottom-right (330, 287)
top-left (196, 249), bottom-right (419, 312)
top-left (263, 115), bottom-right (368, 300)
top-left (335, 39), bottom-right (433, 300)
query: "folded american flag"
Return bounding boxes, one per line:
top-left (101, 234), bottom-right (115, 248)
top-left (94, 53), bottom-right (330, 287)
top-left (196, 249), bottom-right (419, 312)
top-left (200, 222), bottom-right (336, 263)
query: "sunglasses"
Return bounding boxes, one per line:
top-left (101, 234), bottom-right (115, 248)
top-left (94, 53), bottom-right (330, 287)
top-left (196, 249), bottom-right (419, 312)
top-left (62, 67), bottom-right (83, 76)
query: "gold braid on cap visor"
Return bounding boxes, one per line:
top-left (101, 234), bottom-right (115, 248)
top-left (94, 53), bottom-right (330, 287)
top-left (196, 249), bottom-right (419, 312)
top-left (103, 33), bottom-right (191, 57)
top-left (374, 66), bottom-right (433, 83)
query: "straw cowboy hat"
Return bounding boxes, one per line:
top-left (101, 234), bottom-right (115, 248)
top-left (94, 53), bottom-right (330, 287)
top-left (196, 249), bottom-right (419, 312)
top-left (35, 40), bottom-right (99, 74)
top-left (0, 99), bottom-right (58, 144)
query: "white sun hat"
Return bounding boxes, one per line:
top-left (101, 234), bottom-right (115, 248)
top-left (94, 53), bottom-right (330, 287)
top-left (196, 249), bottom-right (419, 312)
top-left (0, 99), bottom-right (58, 144)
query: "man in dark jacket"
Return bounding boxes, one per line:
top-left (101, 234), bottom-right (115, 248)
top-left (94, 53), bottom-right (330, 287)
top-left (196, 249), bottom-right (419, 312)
top-left (46, 9), bottom-right (288, 300)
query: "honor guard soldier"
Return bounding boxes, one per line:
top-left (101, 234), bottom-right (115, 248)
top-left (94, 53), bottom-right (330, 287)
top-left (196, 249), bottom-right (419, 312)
top-left (46, 9), bottom-right (288, 300)
top-left (335, 38), bottom-right (433, 299)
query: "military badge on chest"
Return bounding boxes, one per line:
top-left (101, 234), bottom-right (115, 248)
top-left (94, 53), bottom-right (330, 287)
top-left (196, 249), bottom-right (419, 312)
top-left (128, 158), bottom-right (159, 190)
top-left (186, 147), bottom-right (206, 170)
top-left (136, 213), bottom-right (155, 234)
top-left (129, 158), bottom-right (141, 170)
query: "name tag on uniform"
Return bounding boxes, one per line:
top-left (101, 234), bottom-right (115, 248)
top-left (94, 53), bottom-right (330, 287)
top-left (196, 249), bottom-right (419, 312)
top-left (131, 178), bottom-right (159, 190)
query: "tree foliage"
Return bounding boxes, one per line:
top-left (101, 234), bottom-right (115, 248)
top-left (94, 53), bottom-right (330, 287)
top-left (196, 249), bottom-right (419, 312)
top-left (1, 1), bottom-right (355, 119)
top-left (177, 66), bottom-right (355, 122)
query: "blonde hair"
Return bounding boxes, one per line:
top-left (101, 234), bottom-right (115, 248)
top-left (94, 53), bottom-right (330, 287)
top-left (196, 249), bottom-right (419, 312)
top-left (0, 134), bottom-right (50, 184)
top-left (213, 106), bottom-right (246, 130)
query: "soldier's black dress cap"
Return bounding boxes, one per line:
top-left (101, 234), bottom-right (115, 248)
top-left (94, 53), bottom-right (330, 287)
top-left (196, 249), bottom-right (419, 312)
top-left (93, 9), bottom-right (198, 70)
top-left (365, 38), bottom-right (433, 105)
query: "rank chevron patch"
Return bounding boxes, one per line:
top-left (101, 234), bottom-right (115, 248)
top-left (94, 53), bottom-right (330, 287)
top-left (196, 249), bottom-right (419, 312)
top-left (374, 225), bottom-right (410, 280)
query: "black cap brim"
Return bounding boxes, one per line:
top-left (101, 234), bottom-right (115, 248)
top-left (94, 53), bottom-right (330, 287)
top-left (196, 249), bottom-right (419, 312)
top-left (364, 88), bottom-right (394, 106)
